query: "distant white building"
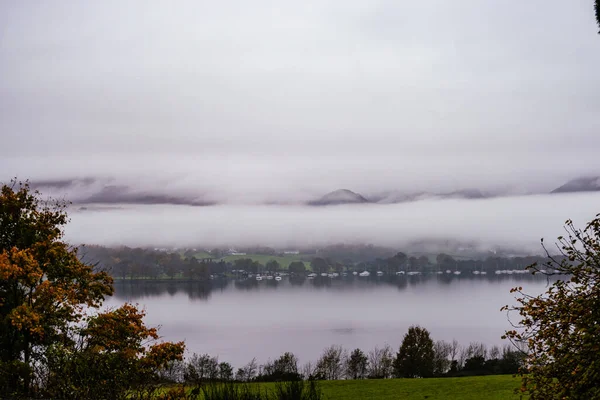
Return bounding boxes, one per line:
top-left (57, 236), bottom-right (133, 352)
top-left (226, 248), bottom-right (247, 256)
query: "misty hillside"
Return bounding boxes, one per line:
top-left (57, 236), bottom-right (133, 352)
top-left (29, 176), bottom-right (600, 207)
top-left (31, 178), bottom-right (214, 206)
top-left (442, 189), bottom-right (488, 199)
top-left (374, 189), bottom-right (489, 204)
top-left (551, 177), bottom-right (600, 194)
top-left (308, 189), bottom-right (370, 206)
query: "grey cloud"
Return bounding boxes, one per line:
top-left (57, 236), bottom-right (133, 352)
top-left (30, 177), bottom-right (96, 190)
top-left (1, 0), bottom-right (600, 243)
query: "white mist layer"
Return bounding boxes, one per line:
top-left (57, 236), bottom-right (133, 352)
top-left (64, 192), bottom-right (600, 251)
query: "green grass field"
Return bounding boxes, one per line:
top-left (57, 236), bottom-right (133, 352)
top-left (219, 254), bottom-right (311, 269)
top-left (184, 251), bottom-right (311, 269)
top-left (164, 375), bottom-right (525, 400)
top-left (313, 375), bottom-right (525, 400)
top-left (188, 251), bottom-right (214, 259)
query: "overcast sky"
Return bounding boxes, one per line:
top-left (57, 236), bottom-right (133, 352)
top-left (1, 1), bottom-right (600, 248)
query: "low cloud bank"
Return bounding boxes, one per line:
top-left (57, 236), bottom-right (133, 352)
top-left (65, 192), bottom-right (600, 252)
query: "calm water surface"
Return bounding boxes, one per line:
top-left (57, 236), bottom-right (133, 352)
top-left (105, 276), bottom-right (551, 367)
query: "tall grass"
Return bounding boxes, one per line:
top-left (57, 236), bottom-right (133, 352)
top-left (199, 380), bottom-right (323, 400)
top-left (272, 380), bottom-right (322, 400)
top-left (201, 382), bottom-right (266, 400)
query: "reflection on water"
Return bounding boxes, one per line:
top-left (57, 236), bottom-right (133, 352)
top-left (112, 273), bottom-right (556, 301)
top-left (105, 274), bottom-right (555, 368)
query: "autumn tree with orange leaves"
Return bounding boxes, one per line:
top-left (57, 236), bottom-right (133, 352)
top-left (44, 304), bottom-right (185, 400)
top-left (503, 216), bottom-right (600, 400)
top-left (0, 180), bottom-right (184, 399)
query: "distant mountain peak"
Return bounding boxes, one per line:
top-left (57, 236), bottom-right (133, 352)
top-left (551, 176), bottom-right (600, 194)
top-left (308, 189), bottom-right (369, 206)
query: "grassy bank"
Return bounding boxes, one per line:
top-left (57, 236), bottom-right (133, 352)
top-left (314, 375), bottom-right (525, 400)
top-left (174, 375), bottom-right (525, 400)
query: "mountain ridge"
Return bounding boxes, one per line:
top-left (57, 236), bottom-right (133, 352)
top-left (25, 175), bottom-right (600, 207)
top-left (551, 176), bottom-right (600, 194)
top-left (307, 189), bottom-right (370, 206)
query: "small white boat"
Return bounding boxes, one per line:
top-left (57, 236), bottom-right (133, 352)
top-left (352, 271), bottom-right (358, 276)
top-left (396, 271), bottom-right (405, 275)
top-left (307, 273), bottom-right (317, 278)
top-left (453, 271), bottom-right (461, 275)
top-left (266, 275), bottom-right (274, 280)
top-left (327, 273), bottom-right (334, 278)
top-left (376, 271), bottom-right (383, 276)
top-left (256, 275), bottom-right (263, 281)
top-left (359, 271), bottom-right (370, 277)
top-left (446, 270), bottom-right (452, 274)
top-left (332, 272), bottom-right (339, 277)
top-left (275, 276), bottom-right (282, 281)
top-left (320, 273), bottom-right (328, 277)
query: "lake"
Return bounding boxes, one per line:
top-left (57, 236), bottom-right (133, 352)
top-left (105, 275), bottom-right (552, 368)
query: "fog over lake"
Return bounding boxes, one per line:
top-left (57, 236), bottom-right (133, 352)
top-left (64, 192), bottom-right (600, 251)
top-left (104, 276), bottom-right (551, 368)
